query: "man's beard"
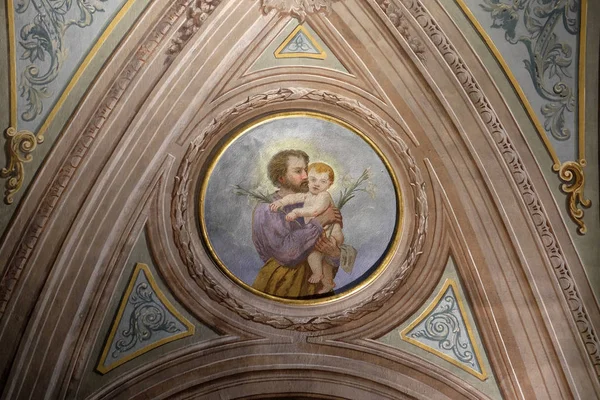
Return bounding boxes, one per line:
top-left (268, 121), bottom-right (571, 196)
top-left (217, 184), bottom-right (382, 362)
top-left (280, 179), bottom-right (309, 193)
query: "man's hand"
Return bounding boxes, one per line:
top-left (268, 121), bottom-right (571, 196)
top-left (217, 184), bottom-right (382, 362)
top-left (314, 205), bottom-right (342, 228)
top-left (315, 234), bottom-right (341, 258)
top-left (269, 200), bottom-right (284, 212)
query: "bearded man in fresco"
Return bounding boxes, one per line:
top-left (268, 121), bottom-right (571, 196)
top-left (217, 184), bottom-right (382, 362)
top-left (251, 149), bottom-right (343, 297)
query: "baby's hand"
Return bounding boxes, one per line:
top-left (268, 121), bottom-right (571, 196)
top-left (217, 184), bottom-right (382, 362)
top-left (286, 211), bottom-right (299, 222)
top-left (270, 201), bottom-right (283, 212)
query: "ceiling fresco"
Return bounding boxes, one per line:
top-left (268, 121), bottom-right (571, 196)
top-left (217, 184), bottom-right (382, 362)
top-left (0, 0), bottom-right (598, 397)
top-left (0, 0), bottom-right (595, 233)
top-left (456, 0), bottom-right (591, 235)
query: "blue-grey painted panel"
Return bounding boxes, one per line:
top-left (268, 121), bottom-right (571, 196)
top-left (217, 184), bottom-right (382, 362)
top-left (13, 0), bottom-right (130, 132)
top-left (101, 268), bottom-right (190, 370)
top-left (460, 0), bottom-right (581, 163)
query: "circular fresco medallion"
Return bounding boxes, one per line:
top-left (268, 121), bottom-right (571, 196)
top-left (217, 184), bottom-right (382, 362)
top-left (200, 112), bottom-right (401, 301)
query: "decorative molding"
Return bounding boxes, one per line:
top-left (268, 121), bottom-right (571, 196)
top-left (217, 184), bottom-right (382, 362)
top-left (0, 0), bottom-right (198, 318)
top-left (387, 0), bottom-right (600, 379)
top-left (454, 0), bottom-right (591, 234)
top-left (172, 87), bottom-right (427, 331)
top-left (558, 161), bottom-right (591, 235)
top-left (401, 279), bottom-right (488, 380)
top-left (97, 263), bottom-right (195, 374)
top-left (274, 24), bottom-right (327, 59)
top-left (167, 0), bottom-right (222, 60)
top-left (376, 0), bottom-right (426, 62)
top-left (0, 127), bottom-right (40, 204)
top-left (2, 0), bottom-right (138, 204)
top-left (258, 0), bottom-right (341, 23)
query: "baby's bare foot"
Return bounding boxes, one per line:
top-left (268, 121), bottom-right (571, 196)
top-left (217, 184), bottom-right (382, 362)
top-left (308, 273), bottom-right (323, 283)
top-left (318, 281), bottom-right (335, 294)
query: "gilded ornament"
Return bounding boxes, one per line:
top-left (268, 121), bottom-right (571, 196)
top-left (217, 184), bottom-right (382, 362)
top-left (395, 0), bottom-right (600, 378)
top-left (0, 127), bottom-right (42, 204)
top-left (557, 161), bottom-right (591, 235)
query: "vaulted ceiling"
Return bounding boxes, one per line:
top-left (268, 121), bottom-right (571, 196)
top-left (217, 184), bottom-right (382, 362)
top-left (0, 1), bottom-right (598, 398)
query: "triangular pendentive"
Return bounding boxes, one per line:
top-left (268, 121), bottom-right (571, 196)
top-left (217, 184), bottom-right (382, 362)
top-left (401, 279), bottom-right (487, 380)
top-left (247, 20), bottom-right (348, 74)
top-left (376, 257), bottom-right (500, 397)
top-left (274, 25), bottom-right (326, 59)
top-left (96, 263), bottom-right (195, 374)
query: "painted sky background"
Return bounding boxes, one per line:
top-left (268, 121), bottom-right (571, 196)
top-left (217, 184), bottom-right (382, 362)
top-left (202, 116), bottom-right (399, 293)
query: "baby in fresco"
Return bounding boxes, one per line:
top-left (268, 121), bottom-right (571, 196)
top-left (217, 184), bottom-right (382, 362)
top-left (270, 162), bottom-right (344, 294)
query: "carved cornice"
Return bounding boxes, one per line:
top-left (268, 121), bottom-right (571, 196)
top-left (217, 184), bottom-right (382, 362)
top-left (454, 0), bottom-right (591, 234)
top-left (382, 0), bottom-right (600, 380)
top-left (258, 0), bottom-right (341, 22)
top-left (172, 87), bottom-right (427, 331)
top-left (167, 0), bottom-right (222, 60)
top-left (1, 0), bottom-right (143, 204)
top-left (0, 0), bottom-right (203, 318)
top-left (376, 0), bottom-right (425, 62)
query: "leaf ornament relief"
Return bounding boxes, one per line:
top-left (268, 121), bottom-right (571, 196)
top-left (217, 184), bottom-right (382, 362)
top-left (480, 0), bottom-right (578, 141)
top-left (167, 0), bottom-right (222, 60)
top-left (376, 0), bottom-right (426, 61)
top-left (16, 0), bottom-right (108, 122)
top-left (258, 0), bottom-right (341, 22)
top-left (479, 0), bottom-right (591, 233)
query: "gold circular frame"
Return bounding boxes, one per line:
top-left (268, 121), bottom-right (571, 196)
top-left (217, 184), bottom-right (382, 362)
top-left (199, 111), bottom-right (403, 304)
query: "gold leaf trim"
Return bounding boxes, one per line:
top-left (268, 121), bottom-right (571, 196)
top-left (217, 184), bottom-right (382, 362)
top-left (401, 279), bottom-right (488, 381)
top-left (558, 161), bottom-right (591, 235)
top-left (3, 0), bottom-right (139, 205)
top-left (97, 263), bottom-right (195, 374)
top-left (0, 127), bottom-right (42, 204)
top-left (393, 0), bottom-right (600, 377)
top-left (274, 24), bottom-right (327, 60)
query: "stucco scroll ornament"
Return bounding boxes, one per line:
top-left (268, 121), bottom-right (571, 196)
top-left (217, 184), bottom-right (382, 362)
top-left (2, 0), bottom-right (107, 204)
top-left (392, 0), bottom-right (600, 379)
top-left (172, 87), bottom-right (427, 331)
top-left (478, 0), bottom-right (591, 233)
top-left (258, 0), bottom-right (341, 22)
top-left (411, 295), bottom-right (475, 366)
top-left (0, 127), bottom-right (39, 204)
top-left (558, 161), bottom-right (590, 235)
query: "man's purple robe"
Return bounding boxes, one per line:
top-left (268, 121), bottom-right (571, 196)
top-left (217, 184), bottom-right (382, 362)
top-left (252, 197), bottom-right (323, 267)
